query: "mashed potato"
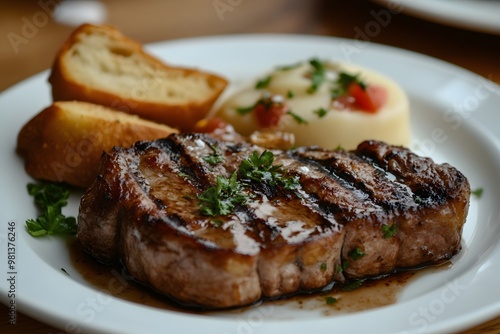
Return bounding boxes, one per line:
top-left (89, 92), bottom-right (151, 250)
top-left (217, 59), bottom-right (410, 150)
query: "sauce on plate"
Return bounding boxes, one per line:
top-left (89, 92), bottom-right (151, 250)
top-left (67, 238), bottom-right (451, 315)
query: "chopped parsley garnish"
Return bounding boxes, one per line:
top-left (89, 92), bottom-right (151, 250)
top-left (331, 72), bottom-right (367, 99)
top-left (339, 72), bottom-right (367, 89)
top-left (239, 150), bottom-right (300, 190)
top-left (178, 171), bottom-right (191, 179)
top-left (239, 150), bottom-right (277, 183)
top-left (236, 103), bottom-right (256, 115)
top-left (198, 151), bottom-right (300, 217)
top-left (25, 182), bottom-right (77, 237)
top-left (276, 62), bottom-right (302, 71)
top-left (307, 58), bottom-right (326, 93)
top-left (198, 172), bottom-right (247, 216)
top-left (235, 93), bottom-right (275, 115)
top-left (341, 279), bottom-right (365, 292)
top-left (335, 144), bottom-right (344, 151)
top-left (325, 296), bottom-right (337, 305)
top-left (255, 76), bottom-right (272, 89)
top-left (313, 107), bottom-right (328, 118)
top-left (320, 263), bottom-right (327, 271)
top-left (413, 195), bottom-right (427, 205)
top-left (337, 262), bottom-right (348, 274)
top-left (210, 219), bottom-right (223, 227)
top-left (280, 175), bottom-right (301, 191)
top-left (348, 247), bottom-right (366, 261)
top-left (471, 188), bottom-right (483, 198)
top-left (382, 224), bottom-right (397, 239)
top-left (287, 90), bottom-right (294, 98)
top-left (287, 111), bottom-right (308, 125)
top-left (203, 144), bottom-right (224, 165)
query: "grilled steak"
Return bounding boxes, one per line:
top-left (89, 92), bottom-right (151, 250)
top-left (77, 133), bottom-right (470, 309)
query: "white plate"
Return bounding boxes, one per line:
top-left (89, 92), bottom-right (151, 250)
top-left (372, 0), bottom-right (500, 35)
top-left (1, 34), bottom-right (500, 334)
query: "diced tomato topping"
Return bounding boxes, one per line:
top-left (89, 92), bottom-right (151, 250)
top-left (253, 97), bottom-right (287, 128)
top-left (347, 83), bottom-right (388, 113)
top-left (193, 117), bottom-right (228, 133)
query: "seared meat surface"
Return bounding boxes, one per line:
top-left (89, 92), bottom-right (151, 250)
top-left (77, 133), bottom-right (470, 308)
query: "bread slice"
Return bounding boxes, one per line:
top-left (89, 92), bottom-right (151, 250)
top-left (17, 101), bottom-right (178, 188)
top-left (48, 24), bottom-right (228, 132)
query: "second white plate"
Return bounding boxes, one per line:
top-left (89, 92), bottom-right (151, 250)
top-left (372, 0), bottom-right (500, 35)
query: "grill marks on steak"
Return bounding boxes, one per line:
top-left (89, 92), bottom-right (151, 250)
top-left (77, 134), bottom-right (470, 308)
top-left (291, 145), bottom-right (469, 279)
top-left (140, 135), bottom-right (337, 249)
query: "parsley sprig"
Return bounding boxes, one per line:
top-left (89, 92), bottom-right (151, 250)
top-left (287, 111), bottom-right (308, 125)
top-left (348, 247), bottom-right (366, 261)
top-left (255, 76), bottom-right (272, 89)
top-left (305, 59), bottom-right (369, 97)
top-left (235, 93), bottom-right (275, 115)
top-left (239, 151), bottom-right (300, 190)
top-left (25, 182), bottom-right (77, 237)
top-left (198, 172), bottom-right (247, 216)
top-left (313, 107), bottom-right (328, 118)
top-left (341, 279), bottom-right (365, 291)
top-left (276, 62), bottom-right (302, 71)
top-left (331, 72), bottom-right (367, 99)
top-left (307, 58), bottom-right (326, 94)
top-left (239, 151), bottom-right (280, 183)
top-left (471, 187), bottom-right (483, 198)
top-left (203, 144), bottom-right (224, 165)
top-left (325, 296), bottom-right (338, 305)
top-left (198, 150), bottom-right (300, 218)
top-left (382, 224), bottom-right (397, 238)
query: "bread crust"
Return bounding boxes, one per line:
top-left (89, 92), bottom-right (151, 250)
top-left (17, 101), bottom-right (178, 188)
top-left (48, 24), bottom-right (227, 132)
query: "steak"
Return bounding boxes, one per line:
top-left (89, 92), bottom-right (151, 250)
top-left (77, 133), bottom-right (470, 309)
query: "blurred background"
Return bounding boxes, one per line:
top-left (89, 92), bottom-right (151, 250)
top-left (0, 0), bottom-right (499, 333)
top-left (1, 0), bottom-right (499, 92)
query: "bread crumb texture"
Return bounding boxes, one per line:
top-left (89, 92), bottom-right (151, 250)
top-left (65, 32), bottom-right (215, 104)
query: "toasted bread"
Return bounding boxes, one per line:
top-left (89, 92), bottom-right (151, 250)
top-left (48, 24), bottom-right (228, 131)
top-left (17, 101), bottom-right (178, 188)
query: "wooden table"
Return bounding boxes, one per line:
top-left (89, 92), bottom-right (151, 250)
top-left (1, 0), bottom-right (499, 333)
